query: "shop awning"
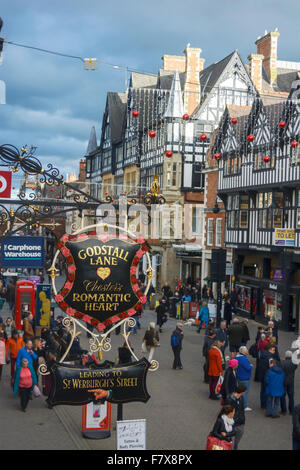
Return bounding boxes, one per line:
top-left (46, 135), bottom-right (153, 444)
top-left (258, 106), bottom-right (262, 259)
top-left (173, 244), bottom-right (203, 258)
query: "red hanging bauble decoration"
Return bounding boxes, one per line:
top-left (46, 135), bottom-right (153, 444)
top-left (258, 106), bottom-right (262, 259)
top-left (291, 140), bottom-right (298, 148)
top-left (165, 151), bottom-right (173, 158)
top-left (263, 155), bottom-right (270, 163)
top-left (182, 114), bottom-right (190, 121)
top-left (247, 135), bottom-right (255, 143)
top-left (200, 134), bottom-right (207, 142)
top-left (214, 153), bottom-right (221, 160)
top-left (149, 130), bottom-right (156, 138)
top-left (132, 110), bottom-right (139, 118)
top-left (279, 121), bottom-right (286, 129)
top-left (231, 118), bottom-right (237, 125)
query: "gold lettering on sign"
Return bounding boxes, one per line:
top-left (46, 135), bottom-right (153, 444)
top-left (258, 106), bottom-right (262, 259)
top-left (77, 245), bottom-right (129, 265)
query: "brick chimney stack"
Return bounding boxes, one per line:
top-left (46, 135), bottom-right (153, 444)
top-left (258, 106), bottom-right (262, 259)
top-left (79, 159), bottom-right (86, 182)
top-left (255, 30), bottom-right (280, 85)
top-left (162, 44), bottom-right (205, 116)
top-left (183, 45), bottom-right (205, 116)
top-left (248, 53), bottom-right (264, 92)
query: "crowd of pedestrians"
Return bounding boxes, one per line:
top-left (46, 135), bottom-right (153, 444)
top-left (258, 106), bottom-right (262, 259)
top-left (0, 270), bottom-right (300, 450)
top-left (202, 310), bottom-right (300, 450)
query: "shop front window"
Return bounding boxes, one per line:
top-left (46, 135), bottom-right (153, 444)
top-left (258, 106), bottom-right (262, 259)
top-left (235, 285), bottom-right (251, 313)
top-left (262, 290), bottom-right (282, 322)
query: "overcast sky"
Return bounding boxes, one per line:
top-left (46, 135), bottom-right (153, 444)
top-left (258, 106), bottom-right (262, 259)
top-left (0, 0), bottom-right (299, 177)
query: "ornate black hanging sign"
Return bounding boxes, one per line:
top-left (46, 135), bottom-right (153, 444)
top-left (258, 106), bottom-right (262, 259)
top-left (47, 358), bottom-right (151, 406)
top-left (55, 232), bottom-right (149, 331)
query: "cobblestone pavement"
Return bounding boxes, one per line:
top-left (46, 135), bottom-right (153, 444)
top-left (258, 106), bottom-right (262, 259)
top-left (0, 298), bottom-right (299, 450)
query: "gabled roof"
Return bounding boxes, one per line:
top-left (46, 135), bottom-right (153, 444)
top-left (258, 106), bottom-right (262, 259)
top-left (130, 72), bottom-right (158, 89)
top-left (199, 51), bottom-right (237, 96)
top-left (164, 70), bottom-right (184, 118)
top-left (213, 99), bottom-right (287, 154)
top-left (106, 92), bottom-right (127, 144)
top-left (158, 69), bottom-right (185, 91)
top-left (86, 126), bottom-right (98, 155)
top-left (192, 50), bottom-right (256, 118)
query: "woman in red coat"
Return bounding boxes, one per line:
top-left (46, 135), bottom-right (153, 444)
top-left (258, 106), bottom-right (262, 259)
top-left (208, 340), bottom-right (225, 400)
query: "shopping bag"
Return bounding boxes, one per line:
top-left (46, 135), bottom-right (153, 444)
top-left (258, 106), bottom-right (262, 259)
top-left (141, 341), bottom-right (148, 353)
top-left (33, 385), bottom-right (41, 398)
top-left (215, 375), bottom-right (224, 394)
top-left (206, 436), bottom-right (233, 451)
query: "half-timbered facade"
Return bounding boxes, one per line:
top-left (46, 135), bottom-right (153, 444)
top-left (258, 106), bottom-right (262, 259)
top-left (214, 79), bottom-right (300, 330)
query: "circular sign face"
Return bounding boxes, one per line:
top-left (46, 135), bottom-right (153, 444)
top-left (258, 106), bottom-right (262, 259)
top-left (55, 232), bottom-right (149, 331)
top-left (0, 175), bottom-right (7, 193)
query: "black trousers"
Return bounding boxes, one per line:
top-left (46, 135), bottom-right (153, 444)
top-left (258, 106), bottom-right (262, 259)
top-left (0, 365), bottom-right (3, 381)
top-left (19, 387), bottom-right (31, 410)
top-left (172, 346), bottom-right (182, 369)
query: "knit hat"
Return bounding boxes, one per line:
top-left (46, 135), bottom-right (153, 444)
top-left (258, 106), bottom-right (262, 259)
top-left (229, 359), bottom-right (238, 368)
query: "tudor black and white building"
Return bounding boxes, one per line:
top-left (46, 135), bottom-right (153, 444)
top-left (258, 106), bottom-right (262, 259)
top-left (214, 79), bottom-right (300, 331)
top-left (85, 46), bottom-right (258, 288)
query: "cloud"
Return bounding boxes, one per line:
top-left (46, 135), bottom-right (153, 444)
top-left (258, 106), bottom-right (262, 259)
top-left (1, 0), bottom-right (300, 179)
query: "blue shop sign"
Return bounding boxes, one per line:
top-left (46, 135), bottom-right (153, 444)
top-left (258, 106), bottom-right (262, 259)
top-left (1, 236), bottom-right (45, 268)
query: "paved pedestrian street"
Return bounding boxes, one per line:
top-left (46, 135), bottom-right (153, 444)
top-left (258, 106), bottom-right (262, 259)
top-left (0, 301), bottom-right (298, 451)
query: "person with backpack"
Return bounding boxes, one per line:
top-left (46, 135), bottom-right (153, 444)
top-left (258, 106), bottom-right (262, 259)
top-left (171, 323), bottom-right (184, 370)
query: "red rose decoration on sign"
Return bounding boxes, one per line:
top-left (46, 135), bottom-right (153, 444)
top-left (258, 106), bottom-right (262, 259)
top-left (54, 232), bottom-right (150, 329)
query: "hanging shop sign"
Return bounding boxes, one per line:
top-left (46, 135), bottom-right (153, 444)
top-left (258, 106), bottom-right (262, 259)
top-left (0, 236), bottom-right (44, 268)
top-left (46, 358), bottom-right (151, 407)
top-left (274, 228), bottom-right (295, 247)
top-left (55, 232), bottom-right (149, 331)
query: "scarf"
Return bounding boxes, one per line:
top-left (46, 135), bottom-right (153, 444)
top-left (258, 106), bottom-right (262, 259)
top-left (211, 345), bottom-right (225, 365)
top-left (221, 414), bottom-right (234, 433)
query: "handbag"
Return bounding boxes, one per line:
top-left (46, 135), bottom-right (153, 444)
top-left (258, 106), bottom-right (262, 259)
top-left (33, 385), bottom-right (41, 398)
top-left (215, 375), bottom-right (224, 394)
top-left (153, 337), bottom-right (160, 347)
top-left (206, 435), bottom-right (233, 451)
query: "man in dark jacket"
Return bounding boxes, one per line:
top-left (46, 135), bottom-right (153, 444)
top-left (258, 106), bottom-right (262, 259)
top-left (257, 344), bottom-right (277, 409)
top-left (241, 319), bottom-right (250, 346)
top-left (227, 318), bottom-right (245, 357)
top-left (224, 300), bottom-right (232, 328)
top-left (171, 323), bottom-right (184, 370)
top-left (280, 350), bottom-right (298, 415)
top-left (292, 404), bottom-right (300, 450)
top-left (230, 287), bottom-right (237, 314)
top-left (216, 321), bottom-right (228, 359)
top-left (225, 383), bottom-right (247, 450)
top-left (156, 299), bottom-right (168, 333)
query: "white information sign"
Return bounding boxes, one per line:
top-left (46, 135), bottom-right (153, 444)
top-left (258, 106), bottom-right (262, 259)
top-left (117, 419), bottom-right (146, 450)
top-left (208, 302), bottom-right (217, 318)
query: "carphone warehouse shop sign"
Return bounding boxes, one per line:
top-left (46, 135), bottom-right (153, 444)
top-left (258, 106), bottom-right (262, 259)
top-left (1, 237), bottom-right (44, 268)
